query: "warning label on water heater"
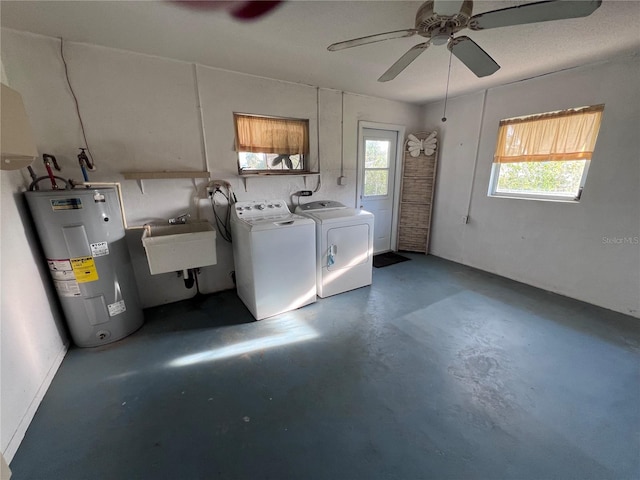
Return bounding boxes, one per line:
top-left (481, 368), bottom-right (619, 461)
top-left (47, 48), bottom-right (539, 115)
top-left (47, 259), bottom-right (81, 297)
top-left (48, 259), bottom-right (72, 273)
top-left (54, 280), bottom-right (81, 297)
top-left (107, 300), bottom-right (126, 317)
top-left (90, 242), bottom-right (109, 257)
top-left (70, 256), bottom-right (99, 283)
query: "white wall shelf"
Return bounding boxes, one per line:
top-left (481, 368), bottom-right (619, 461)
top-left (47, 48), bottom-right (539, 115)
top-left (122, 171), bottom-right (210, 180)
top-left (237, 171), bottom-right (320, 191)
top-left (122, 171), bottom-right (210, 193)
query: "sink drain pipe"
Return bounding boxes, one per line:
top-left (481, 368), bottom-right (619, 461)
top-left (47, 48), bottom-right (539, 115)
top-left (183, 269), bottom-right (195, 289)
top-left (182, 268), bottom-right (202, 293)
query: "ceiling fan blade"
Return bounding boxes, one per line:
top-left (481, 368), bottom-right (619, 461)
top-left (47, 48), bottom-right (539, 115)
top-left (434, 0), bottom-right (466, 17)
top-left (448, 36), bottom-right (500, 77)
top-left (469, 0), bottom-right (602, 30)
top-left (378, 42), bottom-right (430, 82)
top-left (327, 29), bottom-right (417, 51)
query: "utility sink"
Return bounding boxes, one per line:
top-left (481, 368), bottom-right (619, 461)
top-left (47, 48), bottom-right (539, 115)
top-left (142, 220), bottom-right (217, 275)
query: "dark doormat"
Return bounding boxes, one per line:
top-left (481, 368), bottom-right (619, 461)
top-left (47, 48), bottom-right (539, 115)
top-left (373, 252), bottom-right (411, 268)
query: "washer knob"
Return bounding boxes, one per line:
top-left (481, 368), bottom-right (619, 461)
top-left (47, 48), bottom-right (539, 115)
top-left (255, 204), bottom-right (265, 210)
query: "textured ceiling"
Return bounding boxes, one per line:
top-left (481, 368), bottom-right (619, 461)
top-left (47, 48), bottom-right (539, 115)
top-left (1, 1), bottom-right (639, 105)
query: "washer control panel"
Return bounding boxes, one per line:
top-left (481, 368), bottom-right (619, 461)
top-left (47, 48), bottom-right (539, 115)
top-left (297, 200), bottom-right (346, 212)
top-left (234, 200), bottom-right (290, 219)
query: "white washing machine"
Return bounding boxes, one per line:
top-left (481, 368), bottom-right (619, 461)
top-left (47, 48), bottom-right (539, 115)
top-left (231, 199), bottom-right (317, 320)
top-left (296, 200), bottom-right (374, 298)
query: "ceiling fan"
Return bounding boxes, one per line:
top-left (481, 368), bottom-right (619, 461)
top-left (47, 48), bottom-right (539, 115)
top-left (327, 0), bottom-right (602, 82)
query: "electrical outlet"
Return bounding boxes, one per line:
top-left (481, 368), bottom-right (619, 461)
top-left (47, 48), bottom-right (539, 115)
top-left (462, 215), bottom-right (469, 224)
top-left (338, 176), bottom-right (347, 186)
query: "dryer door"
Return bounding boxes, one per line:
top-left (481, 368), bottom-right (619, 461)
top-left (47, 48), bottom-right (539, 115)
top-left (326, 224), bottom-right (370, 271)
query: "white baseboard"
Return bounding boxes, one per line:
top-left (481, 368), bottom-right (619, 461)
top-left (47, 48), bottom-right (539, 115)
top-left (3, 343), bottom-right (68, 464)
top-left (1, 452), bottom-right (11, 480)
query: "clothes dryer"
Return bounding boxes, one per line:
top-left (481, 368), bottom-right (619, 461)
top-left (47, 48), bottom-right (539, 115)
top-left (296, 201), bottom-right (374, 298)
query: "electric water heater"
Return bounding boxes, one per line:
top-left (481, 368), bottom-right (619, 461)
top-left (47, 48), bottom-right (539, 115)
top-left (25, 187), bottom-right (143, 347)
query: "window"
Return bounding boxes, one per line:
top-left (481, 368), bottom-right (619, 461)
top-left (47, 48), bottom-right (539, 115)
top-left (363, 139), bottom-right (391, 196)
top-left (489, 104), bottom-right (604, 201)
top-left (234, 113), bottom-right (309, 173)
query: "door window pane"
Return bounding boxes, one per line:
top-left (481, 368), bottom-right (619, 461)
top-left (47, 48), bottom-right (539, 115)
top-left (364, 170), bottom-right (389, 196)
top-left (365, 140), bottom-right (390, 168)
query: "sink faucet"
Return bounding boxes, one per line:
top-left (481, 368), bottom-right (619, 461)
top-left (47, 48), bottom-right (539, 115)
top-left (169, 213), bottom-right (190, 225)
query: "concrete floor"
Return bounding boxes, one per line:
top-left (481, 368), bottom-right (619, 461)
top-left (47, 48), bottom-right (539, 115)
top-left (10, 254), bottom-right (640, 479)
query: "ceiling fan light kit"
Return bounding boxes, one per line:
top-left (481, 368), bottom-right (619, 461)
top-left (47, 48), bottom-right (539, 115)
top-left (327, 0), bottom-right (602, 82)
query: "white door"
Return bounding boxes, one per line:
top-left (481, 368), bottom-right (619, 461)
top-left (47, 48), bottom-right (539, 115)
top-left (358, 127), bottom-right (400, 254)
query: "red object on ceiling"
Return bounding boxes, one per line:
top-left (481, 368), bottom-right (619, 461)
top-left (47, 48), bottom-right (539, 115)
top-left (172, 1), bottom-right (283, 21)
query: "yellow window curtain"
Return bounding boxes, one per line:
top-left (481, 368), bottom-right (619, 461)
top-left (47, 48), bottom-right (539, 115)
top-left (494, 105), bottom-right (604, 163)
top-left (234, 114), bottom-right (309, 155)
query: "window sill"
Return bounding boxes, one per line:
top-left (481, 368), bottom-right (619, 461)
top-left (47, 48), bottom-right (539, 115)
top-left (488, 193), bottom-right (580, 203)
top-left (238, 171), bottom-right (319, 177)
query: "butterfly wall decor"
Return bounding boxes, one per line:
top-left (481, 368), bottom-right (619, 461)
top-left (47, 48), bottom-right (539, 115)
top-left (407, 131), bottom-right (437, 157)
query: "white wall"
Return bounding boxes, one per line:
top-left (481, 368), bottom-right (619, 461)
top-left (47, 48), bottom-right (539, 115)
top-left (1, 25), bottom-right (637, 469)
top-left (0, 28), bottom-right (423, 307)
top-left (1, 40), bottom-right (68, 464)
top-left (1, 171), bottom-right (69, 462)
top-left (0, 27), bottom-right (422, 460)
top-left (423, 55), bottom-right (640, 318)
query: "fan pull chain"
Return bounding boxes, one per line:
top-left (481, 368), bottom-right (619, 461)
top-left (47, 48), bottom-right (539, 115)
top-left (442, 42), bottom-right (453, 122)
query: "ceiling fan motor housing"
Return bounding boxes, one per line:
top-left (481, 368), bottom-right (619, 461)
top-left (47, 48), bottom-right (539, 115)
top-left (416, 0), bottom-right (473, 40)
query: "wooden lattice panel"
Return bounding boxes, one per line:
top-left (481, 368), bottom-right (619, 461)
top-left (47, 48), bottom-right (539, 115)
top-left (398, 226), bottom-right (429, 252)
top-left (398, 202), bottom-right (430, 229)
top-left (397, 131), bottom-right (438, 253)
top-left (400, 177), bottom-right (434, 204)
top-left (403, 155), bottom-right (437, 178)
